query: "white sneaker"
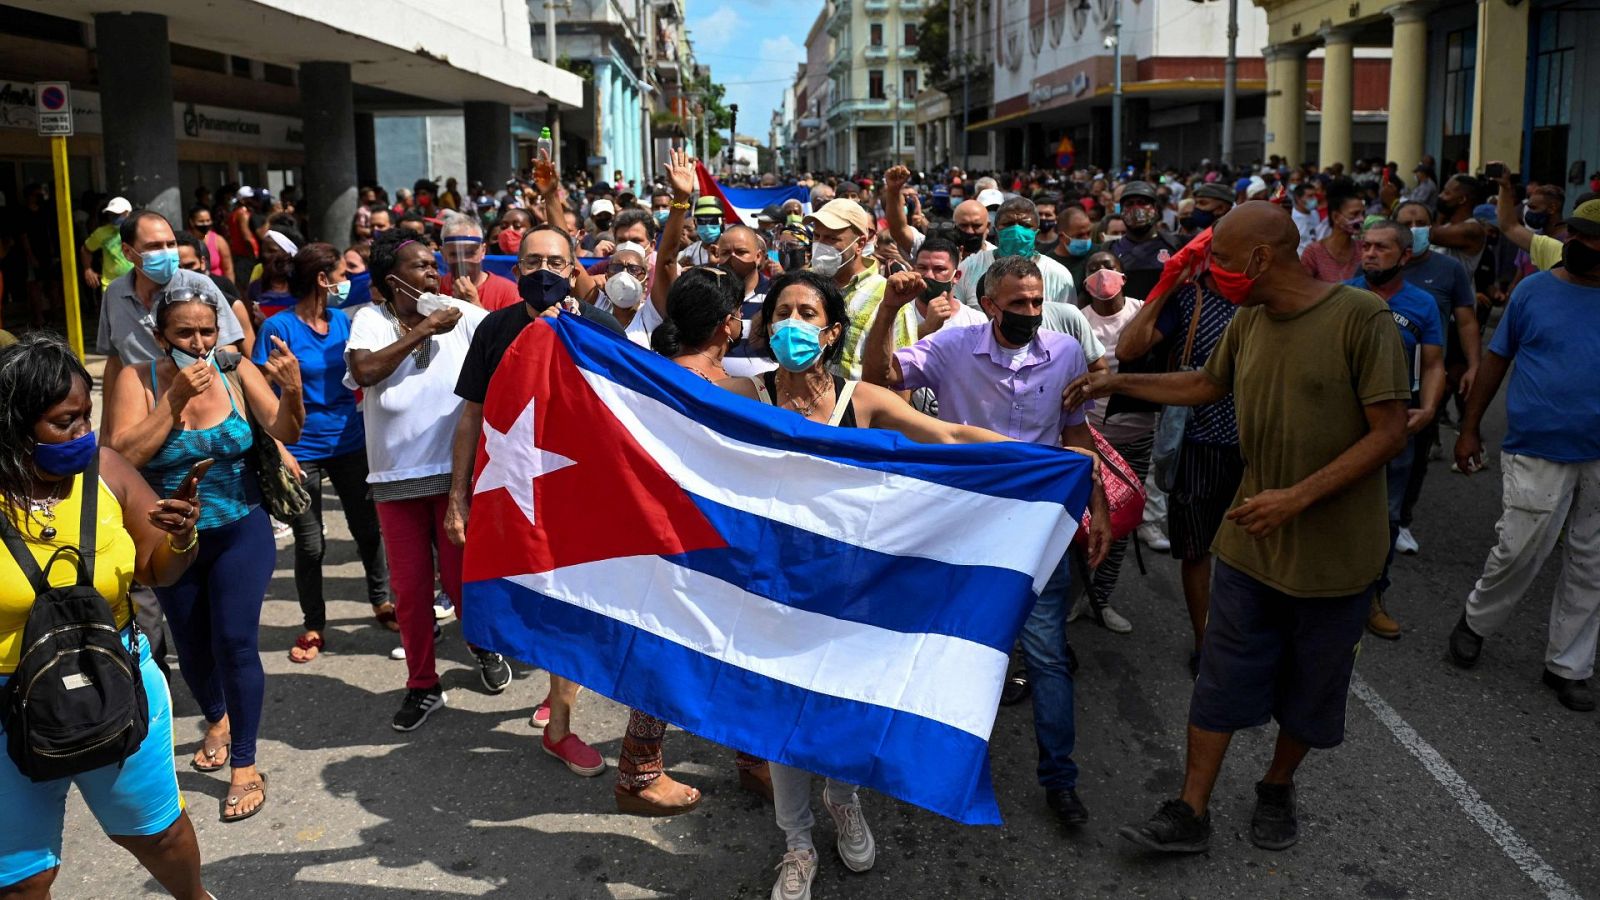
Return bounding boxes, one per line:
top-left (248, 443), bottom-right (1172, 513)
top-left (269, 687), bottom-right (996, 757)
top-left (770, 848), bottom-right (817, 900)
top-left (1137, 523), bottom-right (1171, 551)
top-left (1395, 527), bottom-right (1420, 555)
top-left (433, 592), bottom-right (455, 621)
top-left (272, 520), bottom-right (293, 542)
top-left (822, 787), bottom-right (875, 872)
top-left (389, 645), bottom-right (406, 660)
top-left (1094, 605), bottom-right (1133, 634)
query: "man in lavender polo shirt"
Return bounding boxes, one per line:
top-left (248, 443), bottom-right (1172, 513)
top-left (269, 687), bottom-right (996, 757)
top-left (863, 254), bottom-right (1110, 830)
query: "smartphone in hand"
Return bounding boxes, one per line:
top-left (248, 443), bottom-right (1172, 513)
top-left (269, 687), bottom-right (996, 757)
top-left (173, 458), bottom-right (215, 502)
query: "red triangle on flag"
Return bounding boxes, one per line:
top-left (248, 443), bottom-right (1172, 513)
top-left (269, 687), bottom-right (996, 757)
top-left (694, 161), bottom-right (743, 226)
top-left (463, 320), bottom-right (726, 582)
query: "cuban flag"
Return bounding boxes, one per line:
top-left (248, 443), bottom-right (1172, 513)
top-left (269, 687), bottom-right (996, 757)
top-left (460, 314), bottom-right (1094, 824)
top-left (695, 161), bottom-right (811, 227)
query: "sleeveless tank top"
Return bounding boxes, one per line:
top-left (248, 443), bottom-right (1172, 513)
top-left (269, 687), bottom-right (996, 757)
top-left (756, 372), bottom-right (860, 428)
top-left (143, 358), bottom-right (258, 530)
top-left (1, 472), bottom-right (136, 673)
top-left (1442, 243), bottom-right (1485, 283)
top-left (203, 230), bottom-right (227, 276)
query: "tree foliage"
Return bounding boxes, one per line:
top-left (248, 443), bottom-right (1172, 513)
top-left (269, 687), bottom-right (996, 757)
top-left (915, 0), bottom-right (951, 87)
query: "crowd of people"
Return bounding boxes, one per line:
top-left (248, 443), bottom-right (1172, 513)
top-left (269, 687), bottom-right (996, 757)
top-left (1, 144), bottom-right (1596, 900)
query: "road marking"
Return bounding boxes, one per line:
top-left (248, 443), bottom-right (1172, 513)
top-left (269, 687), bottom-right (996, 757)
top-left (1351, 674), bottom-right (1584, 900)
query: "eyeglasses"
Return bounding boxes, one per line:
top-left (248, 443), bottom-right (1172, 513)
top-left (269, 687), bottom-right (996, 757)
top-left (609, 262), bottom-right (648, 279)
top-left (518, 254), bottom-right (571, 273)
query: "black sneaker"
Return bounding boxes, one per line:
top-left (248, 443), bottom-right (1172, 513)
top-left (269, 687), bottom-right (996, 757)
top-left (1541, 669), bottom-right (1597, 712)
top-left (1118, 798), bottom-right (1211, 853)
top-left (475, 650), bottom-right (512, 694)
top-left (392, 686), bottom-right (446, 732)
top-left (1045, 787), bottom-right (1088, 826)
top-left (1251, 781), bottom-right (1299, 850)
top-left (1000, 670), bottom-right (1031, 706)
top-left (1448, 614), bottom-right (1484, 668)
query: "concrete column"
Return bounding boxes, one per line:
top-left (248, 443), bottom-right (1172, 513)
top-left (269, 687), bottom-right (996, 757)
top-left (299, 61), bottom-right (357, 246)
top-left (1468, 0), bottom-right (1528, 170)
top-left (95, 12), bottom-right (181, 222)
top-left (354, 112), bottom-right (378, 188)
top-left (464, 101), bottom-right (513, 190)
top-left (1318, 27), bottom-right (1356, 171)
top-left (1385, 3), bottom-right (1428, 169)
top-left (1263, 44), bottom-right (1308, 165)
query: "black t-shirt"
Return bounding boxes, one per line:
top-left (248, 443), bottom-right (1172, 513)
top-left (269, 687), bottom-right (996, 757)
top-left (455, 300), bottom-right (625, 404)
top-left (1110, 231), bottom-right (1188, 302)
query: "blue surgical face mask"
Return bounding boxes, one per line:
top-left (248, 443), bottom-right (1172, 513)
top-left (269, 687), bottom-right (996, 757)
top-left (342, 271), bottom-right (372, 307)
top-left (697, 223), bottom-right (723, 244)
top-left (996, 224), bottom-right (1038, 259)
top-left (328, 279), bottom-right (352, 305)
top-left (1067, 237), bottom-right (1094, 257)
top-left (34, 430), bottom-right (98, 477)
top-left (139, 247), bottom-right (180, 285)
top-left (1304, 197), bottom-right (1319, 212)
top-left (168, 345), bottom-right (214, 369)
top-left (770, 318), bottom-right (824, 373)
top-left (654, 210), bottom-right (670, 227)
top-left (1410, 226), bottom-right (1431, 255)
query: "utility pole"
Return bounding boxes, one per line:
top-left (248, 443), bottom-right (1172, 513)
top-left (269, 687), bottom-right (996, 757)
top-left (728, 103), bottom-right (739, 174)
top-left (960, 53), bottom-right (971, 173)
top-left (544, 0), bottom-right (564, 174)
top-left (1221, 0), bottom-right (1238, 166)
top-left (1110, 0), bottom-right (1123, 175)
top-left (890, 84), bottom-right (901, 162)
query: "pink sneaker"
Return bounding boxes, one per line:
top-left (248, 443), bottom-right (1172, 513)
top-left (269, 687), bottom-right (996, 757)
top-left (542, 732), bottom-right (605, 776)
top-left (528, 701), bottom-right (551, 730)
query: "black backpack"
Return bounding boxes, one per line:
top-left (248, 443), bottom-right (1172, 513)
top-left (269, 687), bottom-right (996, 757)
top-left (1, 454), bottom-right (149, 782)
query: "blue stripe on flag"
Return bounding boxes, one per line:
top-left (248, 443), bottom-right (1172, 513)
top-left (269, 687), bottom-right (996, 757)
top-left (464, 577), bottom-right (1003, 825)
top-left (675, 493), bottom-right (1036, 652)
top-left (551, 314), bottom-right (1094, 509)
top-left (720, 185), bottom-right (811, 214)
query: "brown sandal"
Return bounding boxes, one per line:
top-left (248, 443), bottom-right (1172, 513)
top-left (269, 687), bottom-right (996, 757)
top-left (191, 732), bottom-right (230, 772)
top-left (373, 603), bottom-right (400, 633)
top-left (221, 773), bottom-right (267, 823)
top-left (739, 762), bottom-right (775, 804)
top-left (289, 632), bottom-right (323, 663)
top-left (614, 774), bottom-right (702, 817)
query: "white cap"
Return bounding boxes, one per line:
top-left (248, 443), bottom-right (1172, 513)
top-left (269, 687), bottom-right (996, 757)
top-left (236, 186), bottom-right (255, 199)
top-left (977, 188), bottom-right (1004, 209)
top-left (103, 196), bottom-right (132, 215)
top-left (265, 229), bottom-right (298, 256)
top-left (1246, 176), bottom-right (1269, 199)
top-left (590, 198), bottom-right (616, 216)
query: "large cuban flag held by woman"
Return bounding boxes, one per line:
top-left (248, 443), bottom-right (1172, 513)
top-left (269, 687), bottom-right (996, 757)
top-left (461, 313), bottom-right (1093, 825)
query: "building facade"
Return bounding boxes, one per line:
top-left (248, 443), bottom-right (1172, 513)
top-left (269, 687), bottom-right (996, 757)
top-left (820, 0), bottom-right (927, 172)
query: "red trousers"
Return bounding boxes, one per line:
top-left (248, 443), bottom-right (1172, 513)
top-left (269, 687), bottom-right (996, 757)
top-left (376, 494), bottom-right (463, 690)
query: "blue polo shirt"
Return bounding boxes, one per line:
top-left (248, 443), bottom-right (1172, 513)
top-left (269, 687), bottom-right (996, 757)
top-left (253, 307), bottom-right (365, 462)
top-left (1488, 272), bottom-right (1600, 463)
top-left (1345, 277), bottom-right (1442, 391)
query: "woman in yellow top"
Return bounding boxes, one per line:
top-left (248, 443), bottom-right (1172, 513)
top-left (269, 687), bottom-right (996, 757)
top-left (0, 334), bottom-right (211, 898)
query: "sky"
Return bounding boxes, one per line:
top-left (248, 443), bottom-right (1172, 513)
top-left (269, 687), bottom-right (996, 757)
top-left (685, 0), bottom-right (822, 140)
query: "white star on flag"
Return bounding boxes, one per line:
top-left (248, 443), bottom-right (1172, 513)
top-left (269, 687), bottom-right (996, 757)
top-left (473, 397), bottom-right (575, 527)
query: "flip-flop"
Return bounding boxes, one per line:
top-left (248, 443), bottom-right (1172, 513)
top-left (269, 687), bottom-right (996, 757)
top-left (222, 773), bottom-right (267, 823)
top-left (289, 633), bottom-right (323, 663)
top-left (191, 733), bottom-right (230, 772)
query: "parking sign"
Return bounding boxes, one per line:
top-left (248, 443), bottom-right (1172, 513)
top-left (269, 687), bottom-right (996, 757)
top-left (35, 81), bottom-right (73, 136)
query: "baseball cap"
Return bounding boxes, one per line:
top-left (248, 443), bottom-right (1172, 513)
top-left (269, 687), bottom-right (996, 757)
top-left (1471, 203), bottom-right (1498, 226)
top-left (1121, 181), bottom-right (1160, 203)
top-left (589, 198), bottom-right (616, 216)
top-left (236, 186), bottom-right (255, 199)
top-left (1246, 176), bottom-right (1269, 199)
top-left (757, 203), bottom-right (784, 224)
top-left (1567, 193), bottom-right (1600, 237)
top-left (804, 198), bottom-right (872, 235)
top-left (693, 196), bottom-right (724, 217)
top-left (977, 188), bottom-right (1004, 209)
top-left (103, 196), bottom-right (132, 215)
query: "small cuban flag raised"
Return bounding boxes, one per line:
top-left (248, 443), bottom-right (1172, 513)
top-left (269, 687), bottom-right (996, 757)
top-left (461, 314), bottom-right (1093, 824)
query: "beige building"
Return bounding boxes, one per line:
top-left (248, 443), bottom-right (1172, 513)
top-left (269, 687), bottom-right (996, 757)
top-left (818, 0), bottom-right (927, 171)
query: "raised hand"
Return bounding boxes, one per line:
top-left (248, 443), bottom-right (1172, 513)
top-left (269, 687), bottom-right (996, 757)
top-left (664, 148), bottom-right (696, 201)
top-left (262, 335), bottom-right (301, 392)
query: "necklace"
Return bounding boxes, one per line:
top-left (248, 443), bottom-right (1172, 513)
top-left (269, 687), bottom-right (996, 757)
top-left (25, 482), bottom-right (69, 541)
top-left (780, 378), bottom-right (834, 417)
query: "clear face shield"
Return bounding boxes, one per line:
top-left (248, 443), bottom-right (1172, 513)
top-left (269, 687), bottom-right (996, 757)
top-left (442, 235), bottom-right (484, 282)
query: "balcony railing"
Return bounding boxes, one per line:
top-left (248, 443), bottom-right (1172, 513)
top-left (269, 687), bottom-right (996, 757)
top-left (864, 0), bottom-right (889, 13)
top-left (897, 45), bottom-right (918, 59)
top-left (826, 0), bottom-right (851, 33)
top-left (863, 44), bottom-right (888, 60)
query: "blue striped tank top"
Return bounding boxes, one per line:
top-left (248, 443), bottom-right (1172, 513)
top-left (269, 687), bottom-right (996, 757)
top-left (143, 358), bottom-right (258, 530)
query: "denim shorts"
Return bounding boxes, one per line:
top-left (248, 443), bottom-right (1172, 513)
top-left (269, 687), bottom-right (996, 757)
top-left (0, 633), bottom-right (184, 888)
top-left (1189, 560), bottom-right (1371, 749)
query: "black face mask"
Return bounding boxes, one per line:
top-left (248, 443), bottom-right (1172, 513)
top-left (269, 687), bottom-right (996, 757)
top-left (779, 246), bottom-right (809, 272)
top-left (1437, 198), bottom-right (1459, 217)
top-left (996, 309), bottom-right (1043, 345)
top-left (1037, 218), bottom-right (1057, 235)
top-left (919, 278), bottom-right (953, 303)
top-left (1564, 238), bottom-right (1600, 278)
top-left (1364, 263), bottom-right (1404, 287)
top-left (1188, 209), bottom-right (1217, 231)
top-left (519, 268), bottom-right (571, 311)
top-left (956, 230), bottom-right (984, 254)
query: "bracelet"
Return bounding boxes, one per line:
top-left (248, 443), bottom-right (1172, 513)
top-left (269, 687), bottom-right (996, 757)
top-left (670, 200), bottom-right (691, 211)
top-left (167, 530), bottom-right (199, 553)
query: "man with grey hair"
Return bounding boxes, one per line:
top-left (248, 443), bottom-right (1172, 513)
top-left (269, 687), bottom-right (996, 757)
top-left (809, 183), bottom-right (835, 208)
top-left (951, 195), bottom-right (1105, 369)
top-left (439, 211), bottom-right (520, 310)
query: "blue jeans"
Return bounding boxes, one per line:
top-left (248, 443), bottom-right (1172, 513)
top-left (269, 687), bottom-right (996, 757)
top-left (1019, 549), bottom-right (1077, 791)
top-left (1376, 436), bottom-right (1415, 595)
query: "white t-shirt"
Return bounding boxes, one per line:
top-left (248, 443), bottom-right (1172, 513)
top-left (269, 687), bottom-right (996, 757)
top-left (910, 296), bottom-right (989, 332)
top-left (1081, 297), bottom-right (1157, 444)
top-left (344, 298), bottom-right (489, 484)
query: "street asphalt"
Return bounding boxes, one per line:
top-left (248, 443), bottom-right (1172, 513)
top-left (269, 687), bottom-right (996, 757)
top-left (58, 373), bottom-right (1599, 900)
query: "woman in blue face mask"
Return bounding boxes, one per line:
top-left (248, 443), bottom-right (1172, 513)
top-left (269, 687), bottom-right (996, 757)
top-left (108, 285), bottom-right (305, 821)
top-left (718, 269), bottom-right (1024, 897)
top-left (0, 333), bottom-right (215, 891)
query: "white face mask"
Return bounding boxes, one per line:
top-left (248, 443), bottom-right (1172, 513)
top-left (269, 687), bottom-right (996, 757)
top-left (604, 272), bottom-right (643, 309)
top-left (415, 291), bottom-right (451, 316)
top-left (811, 241), bottom-right (846, 277)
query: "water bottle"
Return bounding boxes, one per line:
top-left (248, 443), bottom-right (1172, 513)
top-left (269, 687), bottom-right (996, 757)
top-left (538, 126), bottom-right (553, 160)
